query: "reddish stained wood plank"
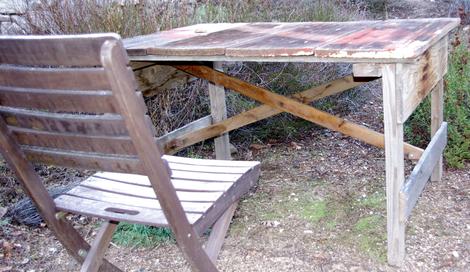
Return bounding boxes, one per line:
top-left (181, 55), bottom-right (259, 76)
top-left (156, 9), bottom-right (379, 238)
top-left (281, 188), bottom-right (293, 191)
top-left (314, 19), bottom-right (459, 59)
top-left (144, 23), bottom-right (287, 56)
top-left (124, 18), bottom-right (460, 60)
top-left (226, 21), bottom-right (374, 57)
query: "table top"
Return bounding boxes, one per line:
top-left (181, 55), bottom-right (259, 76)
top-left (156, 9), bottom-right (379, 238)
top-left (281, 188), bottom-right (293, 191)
top-left (124, 18), bottom-right (460, 63)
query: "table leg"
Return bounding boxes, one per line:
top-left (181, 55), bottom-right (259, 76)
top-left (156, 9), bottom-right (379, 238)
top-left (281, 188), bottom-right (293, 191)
top-left (431, 79), bottom-right (444, 182)
top-left (208, 62), bottom-right (231, 160)
top-left (206, 61), bottom-right (237, 262)
top-left (382, 64), bottom-right (406, 266)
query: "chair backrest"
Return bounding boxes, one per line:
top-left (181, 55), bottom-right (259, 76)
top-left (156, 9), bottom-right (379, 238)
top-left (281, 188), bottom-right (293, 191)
top-left (0, 34), bottom-right (161, 175)
top-left (0, 34), bottom-right (209, 262)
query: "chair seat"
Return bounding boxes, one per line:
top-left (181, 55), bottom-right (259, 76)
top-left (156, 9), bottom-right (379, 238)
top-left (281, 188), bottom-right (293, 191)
top-left (54, 155), bottom-right (260, 234)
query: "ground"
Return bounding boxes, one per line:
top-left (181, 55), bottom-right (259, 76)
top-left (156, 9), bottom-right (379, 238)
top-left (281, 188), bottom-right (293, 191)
top-left (0, 80), bottom-right (468, 271)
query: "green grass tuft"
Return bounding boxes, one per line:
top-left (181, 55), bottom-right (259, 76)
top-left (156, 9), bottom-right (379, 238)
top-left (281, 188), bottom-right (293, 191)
top-left (112, 223), bottom-right (173, 247)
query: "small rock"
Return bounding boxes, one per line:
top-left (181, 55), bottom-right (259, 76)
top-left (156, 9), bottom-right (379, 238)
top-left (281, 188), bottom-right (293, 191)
top-left (452, 251), bottom-right (459, 258)
top-left (303, 230), bottom-right (313, 234)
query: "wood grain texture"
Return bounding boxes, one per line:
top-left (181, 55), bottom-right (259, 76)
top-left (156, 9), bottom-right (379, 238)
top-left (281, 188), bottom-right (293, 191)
top-left (399, 37), bottom-right (448, 122)
top-left (125, 19), bottom-right (460, 62)
top-left (0, 33), bottom-right (120, 66)
top-left (382, 64), bottom-right (405, 267)
top-left (352, 63), bottom-right (382, 77)
top-left (209, 62), bottom-right (231, 160)
top-left (162, 75), bottom-right (372, 154)
top-left (101, 40), bottom-right (218, 272)
top-left (157, 116), bottom-right (212, 147)
top-left (173, 65), bottom-right (423, 160)
top-left (80, 221), bottom-right (118, 272)
top-left (0, 66), bottom-right (112, 90)
top-left (0, 118), bottom-right (121, 271)
top-left (431, 80), bottom-right (444, 182)
top-left (0, 88), bottom-right (117, 113)
top-left (0, 107), bottom-right (128, 136)
top-left (400, 122), bottom-right (447, 219)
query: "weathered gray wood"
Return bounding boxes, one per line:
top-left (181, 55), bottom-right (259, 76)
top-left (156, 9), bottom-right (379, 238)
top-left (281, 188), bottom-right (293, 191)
top-left (0, 66), bottom-right (112, 90)
top-left (0, 88), bottom-right (117, 113)
top-left (10, 127), bottom-right (136, 155)
top-left (400, 122), bottom-right (447, 219)
top-left (21, 145), bottom-right (143, 174)
top-left (209, 62), bottom-right (231, 160)
top-left (352, 63), bottom-right (382, 77)
top-left (157, 115), bottom-right (212, 147)
top-left (0, 34), bottom-right (121, 66)
top-left (55, 194), bottom-right (203, 227)
top-left (0, 119), bottom-right (121, 271)
top-left (398, 37), bottom-right (448, 122)
top-left (0, 107), bottom-right (128, 136)
top-left (382, 64), bottom-right (406, 267)
top-left (431, 80), bottom-right (444, 181)
top-left (80, 221), bottom-right (118, 272)
top-left (101, 40), bottom-right (219, 271)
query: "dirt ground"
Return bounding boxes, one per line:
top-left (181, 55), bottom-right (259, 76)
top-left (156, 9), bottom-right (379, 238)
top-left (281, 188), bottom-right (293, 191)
top-left (0, 77), bottom-right (468, 271)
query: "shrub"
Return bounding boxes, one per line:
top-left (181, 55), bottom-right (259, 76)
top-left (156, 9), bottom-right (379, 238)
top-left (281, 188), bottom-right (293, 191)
top-left (405, 43), bottom-right (470, 168)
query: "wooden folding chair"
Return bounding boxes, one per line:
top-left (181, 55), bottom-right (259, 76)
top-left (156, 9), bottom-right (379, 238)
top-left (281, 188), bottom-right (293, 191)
top-left (0, 34), bottom-right (260, 272)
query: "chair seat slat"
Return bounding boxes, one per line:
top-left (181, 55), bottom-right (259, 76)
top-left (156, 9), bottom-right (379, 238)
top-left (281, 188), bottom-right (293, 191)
top-left (81, 177), bottom-right (224, 202)
top-left (55, 194), bottom-right (203, 227)
top-left (66, 185), bottom-right (212, 213)
top-left (94, 172), bottom-right (234, 192)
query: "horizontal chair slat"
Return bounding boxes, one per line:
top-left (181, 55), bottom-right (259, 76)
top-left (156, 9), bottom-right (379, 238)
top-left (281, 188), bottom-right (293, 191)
top-left (10, 127), bottom-right (136, 155)
top-left (0, 88), bottom-right (117, 113)
top-left (0, 107), bottom-right (128, 136)
top-left (0, 66), bottom-right (112, 90)
top-left (66, 185), bottom-right (212, 213)
top-left (0, 34), bottom-right (120, 66)
top-left (21, 146), bottom-right (143, 174)
top-left (55, 194), bottom-right (203, 227)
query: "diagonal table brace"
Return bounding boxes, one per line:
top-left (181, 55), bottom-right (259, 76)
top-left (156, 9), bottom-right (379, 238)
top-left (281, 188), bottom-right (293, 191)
top-left (171, 64), bottom-right (423, 160)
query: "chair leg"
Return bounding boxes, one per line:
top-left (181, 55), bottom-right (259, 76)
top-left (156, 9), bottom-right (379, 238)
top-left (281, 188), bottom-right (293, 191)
top-left (81, 221), bottom-right (118, 272)
top-left (205, 202), bottom-right (238, 262)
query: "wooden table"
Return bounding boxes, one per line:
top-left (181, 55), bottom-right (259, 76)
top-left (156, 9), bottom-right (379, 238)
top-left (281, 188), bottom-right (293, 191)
top-left (124, 18), bottom-right (460, 266)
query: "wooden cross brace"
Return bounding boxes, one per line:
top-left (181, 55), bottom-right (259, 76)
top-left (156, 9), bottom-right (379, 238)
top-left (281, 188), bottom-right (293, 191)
top-left (160, 64), bottom-right (423, 160)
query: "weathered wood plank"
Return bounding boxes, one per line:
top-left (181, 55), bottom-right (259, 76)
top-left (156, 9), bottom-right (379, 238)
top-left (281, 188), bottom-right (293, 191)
top-left (0, 107), bottom-right (128, 136)
top-left (10, 127), bottom-right (136, 155)
top-left (209, 62), bottom-right (231, 160)
top-left (80, 221), bottom-right (118, 272)
top-left (157, 116), bottom-right (212, 146)
top-left (399, 37), bottom-right (448, 122)
top-left (162, 75), bottom-right (370, 154)
top-left (21, 145), bottom-right (143, 174)
top-left (400, 122), bottom-right (447, 219)
top-left (0, 66), bottom-right (112, 90)
top-left (0, 34), bottom-right (120, 66)
top-left (431, 80), bottom-right (444, 181)
top-left (353, 63), bottom-right (382, 77)
top-left (382, 64), bottom-right (405, 267)
top-left (172, 65), bottom-right (423, 160)
top-left (0, 88), bottom-right (118, 113)
top-left (55, 194), bottom-right (202, 227)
